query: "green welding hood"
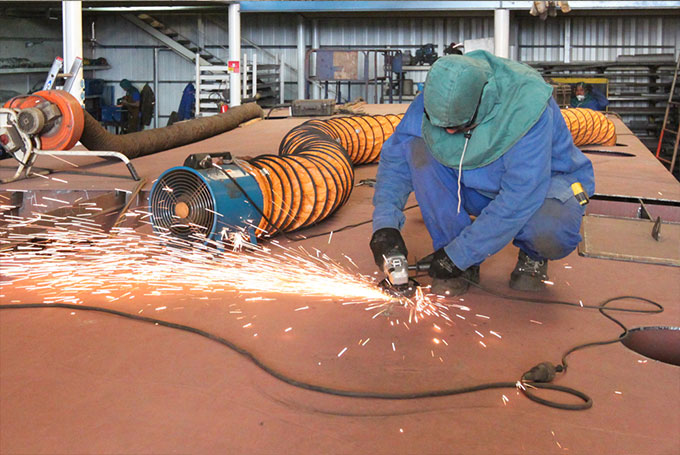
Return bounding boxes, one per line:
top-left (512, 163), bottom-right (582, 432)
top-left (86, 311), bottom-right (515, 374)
top-left (422, 50), bottom-right (553, 170)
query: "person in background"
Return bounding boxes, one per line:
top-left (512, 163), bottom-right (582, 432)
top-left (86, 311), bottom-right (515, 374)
top-left (118, 79), bottom-right (141, 133)
top-left (370, 51), bottom-right (595, 297)
top-left (570, 82), bottom-right (609, 111)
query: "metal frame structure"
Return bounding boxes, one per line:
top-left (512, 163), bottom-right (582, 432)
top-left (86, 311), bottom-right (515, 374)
top-left (239, 1), bottom-right (680, 12)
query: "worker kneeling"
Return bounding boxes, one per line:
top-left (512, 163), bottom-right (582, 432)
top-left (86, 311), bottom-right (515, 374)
top-left (370, 51), bottom-right (595, 296)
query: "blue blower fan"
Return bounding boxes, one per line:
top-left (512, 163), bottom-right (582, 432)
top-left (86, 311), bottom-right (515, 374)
top-left (149, 152), bottom-right (264, 243)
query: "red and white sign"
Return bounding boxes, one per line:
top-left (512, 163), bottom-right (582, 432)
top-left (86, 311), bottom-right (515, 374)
top-left (227, 61), bottom-right (240, 73)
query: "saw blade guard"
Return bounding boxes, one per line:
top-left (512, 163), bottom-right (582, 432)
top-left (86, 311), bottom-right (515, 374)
top-left (3, 90), bottom-right (84, 151)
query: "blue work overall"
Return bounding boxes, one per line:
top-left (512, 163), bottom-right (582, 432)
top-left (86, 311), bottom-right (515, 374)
top-left (372, 94), bottom-right (595, 270)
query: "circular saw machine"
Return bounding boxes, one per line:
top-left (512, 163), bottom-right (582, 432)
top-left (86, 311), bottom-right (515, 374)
top-left (0, 90), bottom-right (139, 183)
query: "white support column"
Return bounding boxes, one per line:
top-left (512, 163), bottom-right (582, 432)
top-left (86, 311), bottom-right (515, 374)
top-left (494, 8), bottom-right (510, 59)
top-left (312, 19), bottom-right (320, 99)
top-left (297, 15), bottom-right (306, 100)
top-left (564, 17), bottom-right (572, 63)
top-left (62, 1), bottom-right (83, 104)
top-left (279, 58), bottom-right (285, 104)
top-left (252, 53), bottom-right (257, 98)
top-left (242, 53), bottom-right (248, 100)
top-left (228, 2), bottom-right (241, 107)
top-left (195, 53), bottom-right (201, 117)
top-left (435, 19), bottom-right (444, 57)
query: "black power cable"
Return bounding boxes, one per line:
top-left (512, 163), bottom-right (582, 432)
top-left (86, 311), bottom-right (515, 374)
top-left (0, 290), bottom-right (663, 411)
top-left (135, 176), bottom-right (663, 409)
top-left (288, 204), bottom-right (420, 241)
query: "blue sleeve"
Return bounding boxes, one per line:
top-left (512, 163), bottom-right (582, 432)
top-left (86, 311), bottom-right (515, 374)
top-left (445, 106), bottom-right (553, 270)
top-left (590, 88), bottom-right (608, 111)
top-left (371, 96), bottom-right (424, 232)
top-left (548, 99), bottom-right (596, 198)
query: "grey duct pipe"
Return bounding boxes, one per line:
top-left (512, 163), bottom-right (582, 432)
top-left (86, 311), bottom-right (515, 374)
top-left (79, 103), bottom-right (263, 158)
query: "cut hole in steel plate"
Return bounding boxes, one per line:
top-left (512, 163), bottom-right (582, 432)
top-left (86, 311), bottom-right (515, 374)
top-left (622, 326), bottom-right (680, 366)
top-left (582, 149), bottom-right (635, 157)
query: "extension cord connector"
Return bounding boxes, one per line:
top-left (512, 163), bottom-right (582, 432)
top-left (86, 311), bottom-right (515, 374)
top-left (522, 362), bottom-right (564, 383)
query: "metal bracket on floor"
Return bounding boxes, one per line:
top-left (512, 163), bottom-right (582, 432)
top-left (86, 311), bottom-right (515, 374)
top-left (638, 198), bottom-right (663, 241)
top-left (2, 149), bottom-right (141, 184)
top-left (33, 149), bottom-right (141, 181)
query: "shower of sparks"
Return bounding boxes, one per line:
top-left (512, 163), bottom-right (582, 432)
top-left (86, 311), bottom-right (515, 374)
top-left (0, 210), bottom-right (456, 325)
top-left (0, 204), bottom-right (505, 363)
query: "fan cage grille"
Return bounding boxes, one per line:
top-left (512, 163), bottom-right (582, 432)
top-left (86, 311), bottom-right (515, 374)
top-left (150, 169), bottom-right (216, 241)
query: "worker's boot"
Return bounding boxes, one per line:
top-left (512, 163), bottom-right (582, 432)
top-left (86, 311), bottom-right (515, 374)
top-left (431, 265), bottom-right (480, 297)
top-left (509, 250), bottom-right (548, 292)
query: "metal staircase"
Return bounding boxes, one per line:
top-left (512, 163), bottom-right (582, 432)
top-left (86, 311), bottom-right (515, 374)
top-left (123, 13), bottom-right (285, 109)
top-left (122, 13), bottom-right (224, 66)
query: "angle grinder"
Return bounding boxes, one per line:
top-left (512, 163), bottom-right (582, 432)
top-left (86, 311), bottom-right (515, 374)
top-left (378, 251), bottom-right (430, 298)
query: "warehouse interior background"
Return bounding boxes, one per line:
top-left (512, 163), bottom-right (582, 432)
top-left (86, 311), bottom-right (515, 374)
top-left (0, 1), bottom-right (679, 454)
top-left (1, 1), bottom-right (679, 169)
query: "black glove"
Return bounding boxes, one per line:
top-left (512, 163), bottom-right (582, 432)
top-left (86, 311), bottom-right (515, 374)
top-left (428, 248), bottom-right (464, 279)
top-left (369, 228), bottom-right (408, 268)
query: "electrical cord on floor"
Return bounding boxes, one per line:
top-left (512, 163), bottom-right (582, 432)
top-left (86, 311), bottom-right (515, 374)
top-left (287, 204), bottom-right (420, 242)
top-left (0, 289), bottom-right (663, 411)
top-left (0, 188), bottom-right (662, 410)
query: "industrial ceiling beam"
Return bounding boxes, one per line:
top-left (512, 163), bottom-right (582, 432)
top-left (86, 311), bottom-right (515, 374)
top-left (239, 1), bottom-right (680, 12)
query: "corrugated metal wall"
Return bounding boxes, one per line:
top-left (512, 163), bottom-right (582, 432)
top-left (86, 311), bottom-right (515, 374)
top-left (518, 15), bottom-right (679, 62)
top-left (1, 11), bottom-right (678, 123)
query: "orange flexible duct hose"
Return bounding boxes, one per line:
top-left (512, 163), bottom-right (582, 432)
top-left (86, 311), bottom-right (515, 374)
top-left (238, 108), bottom-right (609, 239)
top-left (561, 108), bottom-right (617, 146)
top-left (237, 114), bottom-right (402, 237)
